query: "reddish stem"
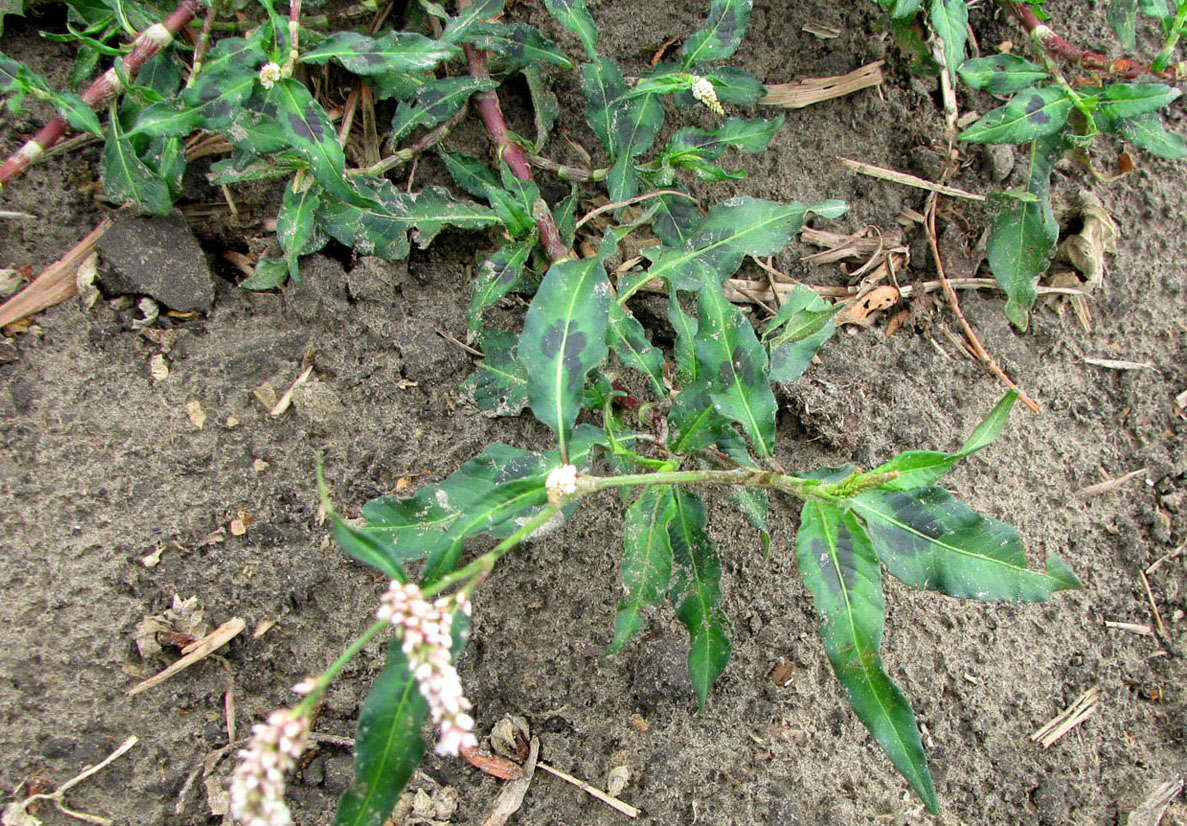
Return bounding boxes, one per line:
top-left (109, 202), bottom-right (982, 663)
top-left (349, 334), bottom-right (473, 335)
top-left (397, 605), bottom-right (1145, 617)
top-left (0, 0), bottom-right (202, 189)
top-left (1003, 1), bottom-right (1177, 81)
top-left (456, 0), bottom-right (569, 261)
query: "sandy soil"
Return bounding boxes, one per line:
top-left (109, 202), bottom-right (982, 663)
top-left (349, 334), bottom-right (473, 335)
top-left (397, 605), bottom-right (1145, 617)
top-left (1, 1), bottom-right (1185, 825)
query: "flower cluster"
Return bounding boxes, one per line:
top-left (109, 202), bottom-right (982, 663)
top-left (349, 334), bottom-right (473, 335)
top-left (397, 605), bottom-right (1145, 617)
top-left (257, 62), bottom-right (281, 90)
top-left (378, 582), bottom-right (477, 756)
top-left (545, 464), bottom-right (579, 505)
top-left (690, 74), bottom-right (724, 115)
top-left (229, 709), bottom-right (310, 826)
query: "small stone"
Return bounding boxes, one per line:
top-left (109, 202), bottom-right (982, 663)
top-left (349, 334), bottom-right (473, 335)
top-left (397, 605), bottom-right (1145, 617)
top-left (252, 458), bottom-right (269, 473)
top-left (982, 144), bottom-right (1015, 183)
top-left (96, 213), bottom-right (215, 312)
top-left (291, 381), bottom-right (346, 433)
top-left (149, 353), bottom-right (169, 382)
top-left (186, 400), bottom-right (206, 429)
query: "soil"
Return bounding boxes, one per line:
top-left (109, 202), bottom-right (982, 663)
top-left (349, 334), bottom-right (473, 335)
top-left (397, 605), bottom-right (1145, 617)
top-left (2, 2), bottom-right (1186, 825)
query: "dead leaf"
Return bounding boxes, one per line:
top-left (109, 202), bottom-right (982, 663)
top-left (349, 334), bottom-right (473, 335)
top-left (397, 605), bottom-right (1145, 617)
top-left (763, 62), bottom-right (884, 109)
top-left (135, 594), bottom-right (208, 659)
top-left (838, 285), bottom-right (900, 327)
top-left (0, 219), bottom-right (112, 329)
top-left (203, 773), bottom-right (229, 817)
top-left (186, 400), bottom-right (207, 429)
top-left (149, 354), bottom-right (169, 382)
top-left (252, 382), bottom-right (278, 411)
top-left (252, 458), bottom-right (269, 473)
top-left (1056, 189), bottom-right (1119, 293)
top-left (141, 546), bottom-right (164, 568)
top-left (769, 661), bottom-right (795, 687)
top-left (252, 619), bottom-right (277, 638)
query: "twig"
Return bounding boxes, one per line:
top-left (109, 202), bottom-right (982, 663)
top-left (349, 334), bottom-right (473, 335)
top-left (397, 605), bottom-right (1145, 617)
top-left (0, 0), bottom-right (204, 189)
top-left (4, 735), bottom-right (138, 826)
top-left (536, 760), bottom-right (640, 818)
top-left (1104, 620), bottom-right (1153, 635)
top-left (1146, 544), bottom-right (1185, 575)
top-left (1139, 570), bottom-right (1167, 637)
top-left (1076, 467), bottom-right (1148, 498)
top-left (1030, 687), bottom-right (1100, 748)
top-left (126, 617), bottom-right (245, 696)
top-left (456, 0), bottom-right (567, 262)
top-left (186, 0), bottom-right (221, 87)
top-left (838, 157), bottom-right (985, 201)
top-left (575, 190), bottom-right (699, 231)
top-left (527, 153), bottom-right (602, 182)
top-left (270, 365), bottom-right (315, 417)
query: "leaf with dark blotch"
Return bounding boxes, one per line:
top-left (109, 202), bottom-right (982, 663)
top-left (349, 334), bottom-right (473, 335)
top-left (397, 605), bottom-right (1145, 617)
top-left (665, 116), bottom-right (784, 163)
top-left (682, 0), bottom-right (752, 68)
top-left (101, 116), bottom-right (173, 216)
top-left (695, 281), bottom-right (777, 458)
top-left (667, 378), bottom-right (730, 455)
top-left (581, 56), bottom-right (629, 161)
top-left (542, 0), bottom-right (598, 59)
top-left (277, 178), bottom-right (325, 280)
top-left (334, 641), bottom-right (427, 826)
top-left (986, 134), bottom-right (1063, 329)
top-left (765, 284), bottom-right (839, 383)
top-left (853, 486), bottom-right (1082, 602)
top-left (270, 79), bottom-right (369, 207)
top-left (404, 185), bottom-right (503, 247)
top-left (957, 54), bottom-right (1049, 94)
top-left (519, 257), bottom-right (612, 461)
top-left (870, 392), bottom-right (1017, 491)
top-left (0, 51), bottom-right (24, 94)
top-left (460, 329), bottom-right (530, 417)
top-left (609, 486), bottom-right (676, 653)
top-left (958, 85), bottom-right (1073, 144)
top-left (133, 71), bottom-right (257, 137)
top-left (795, 500), bottom-right (937, 814)
top-left (1114, 111), bottom-right (1187, 159)
top-left (370, 70), bottom-right (434, 101)
top-left (608, 301), bottom-right (666, 398)
top-left (440, 0), bottom-right (505, 45)
top-left (317, 177), bottom-right (412, 260)
top-left (302, 30), bottom-right (458, 75)
top-left (467, 235), bottom-right (535, 335)
top-left (467, 22), bottom-right (574, 71)
top-left (1096, 82), bottom-right (1182, 120)
top-left (928, 0), bottom-right (968, 83)
top-left (615, 80), bottom-right (666, 159)
top-left (668, 489), bottom-right (730, 708)
top-left (652, 192), bottom-right (701, 247)
top-left (390, 77), bottom-right (498, 143)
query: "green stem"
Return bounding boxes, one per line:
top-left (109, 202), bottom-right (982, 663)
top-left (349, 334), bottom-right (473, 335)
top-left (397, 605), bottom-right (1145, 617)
top-left (587, 467), bottom-right (820, 499)
top-left (1152, 2), bottom-right (1187, 73)
top-left (295, 618), bottom-right (389, 716)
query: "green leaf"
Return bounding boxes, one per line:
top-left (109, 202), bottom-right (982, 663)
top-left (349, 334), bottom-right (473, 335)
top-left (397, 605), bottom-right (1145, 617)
top-left (542, 0), bottom-right (598, 60)
top-left (581, 57), bottom-right (629, 160)
top-left (519, 257), bottom-right (612, 461)
top-left (669, 290), bottom-right (701, 383)
top-left (608, 301), bottom-right (667, 398)
top-left (131, 71), bottom-right (258, 138)
top-left (441, 0), bottom-right (505, 45)
top-left (468, 22), bottom-right (574, 71)
top-left (644, 196), bottom-right (845, 291)
top-left (1108, 0), bottom-right (1138, 50)
top-left (270, 78), bottom-right (367, 207)
top-left (929, 0), bottom-right (968, 82)
top-left (668, 489), bottom-right (730, 708)
top-left (698, 65), bottom-right (765, 104)
top-left (209, 152), bottom-right (302, 185)
top-left (957, 54), bottom-right (1048, 95)
top-left (1139, 0), bottom-right (1170, 18)
top-left (101, 113), bottom-right (173, 215)
top-left (682, 0), bottom-right (753, 68)
top-left (665, 116), bottom-right (784, 163)
top-left (1115, 111), bottom-right (1187, 158)
top-left (667, 379), bottom-right (729, 455)
top-left (617, 84), bottom-right (665, 158)
top-left (0, 51), bottom-right (25, 94)
top-left (869, 392), bottom-right (1018, 490)
top-left (277, 178), bottom-right (325, 280)
top-left (985, 135), bottom-right (1062, 330)
top-left (609, 485), bottom-right (676, 653)
top-left (50, 91), bottom-right (102, 137)
top-left (694, 281), bottom-right (777, 457)
top-left (1097, 83), bottom-right (1182, 119)
top-left (795, 500), bottom-right (937, 813)
top-left (467, 234), bottom-right (535, 335)
top-left (241, 256), bottom-right (289, 290)
top-left (318, 177), bottom-right (411, 260)
top-left (523, 64), bottom-right (560, 151)
top-left (652, 192), bottom-right (701, 247)
top-left (328, 508), bottom-right (407, 581)
top-left (302, 30), bottom-right (458, 75)
top-left (334, 641), bottom-right (428, 826)
top-left (390, 76), bottom-right (498, 143)
top-left (460, 329), bottom-right (530, 416)
top-left (403, 185), bottom-right (502, 247)
top-left (764, 284), bottom-right (839, 384)
top-left (852, 486), bottom-right (1082, 601)
top-left (882, 0), bottom-right (923, 17)
top-left (958, 86), bottom-right (1073, 144)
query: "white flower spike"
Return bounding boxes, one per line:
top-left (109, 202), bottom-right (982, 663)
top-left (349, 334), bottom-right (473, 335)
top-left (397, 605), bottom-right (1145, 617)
top-left (690, 75), bottom-right (724, 115)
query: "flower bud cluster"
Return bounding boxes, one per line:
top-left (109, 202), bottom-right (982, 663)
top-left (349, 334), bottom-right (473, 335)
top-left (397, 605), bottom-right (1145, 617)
top-left (690, 75), bottom-right (724, 115)
top-left (378, 582), bottom-right (477, 756)
top-left (545, 464), bottom-right (579, 505)
top-left (229, 709), bottom-right (310, 826)
top-left (258, 62), bottom-right (281, 90)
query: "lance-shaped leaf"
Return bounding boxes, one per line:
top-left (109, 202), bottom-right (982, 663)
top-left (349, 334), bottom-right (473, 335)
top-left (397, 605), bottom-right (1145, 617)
top-left (277, 178), bottom-right (325, 280)
top-left (645, 197), bottom-right (846, 291)
top-left (441, 0), bottom-right (505, 45)
top-left (796, 500), bottom-right (937, 814)
top-left (302, 30), bottom-right (458, 74)
top-left (523, 64), bottom-right (559, 151)
top-left (652, 191), bottom-right (701, 247)
top-left (270, 78), bottom-right (368, 207)
top-left (869, 391), bottom-right (1017, 491)
top-left (958, 86), bottom-right (1073, 144)
top-left (581, 56), bottom-right (629, 160)
top-left (929, 0), bottom-right (968, 83)
top-left (716, 428), bottom-right (770, 552)
top-left (694, 281), bottom-right (778, 457)
top-left (467, 22), bottom-right (574, 71)
top-left (132, 70), bottom-right (257, 137)
top-left (852, 486), bottom-right (1082, 601)
top-left (1096, 82), bottom-right (1182, 120)
top-left (518, 257), bottom-right (612, 461)
top-left (986, 134), bottom-right (1062, 330)
top-left (1113, 111), bottom-right (1187, 159)
top-left (669, 290), bottom-right (701, 383)
top-left (390, 76), bottom-right (498, 143)
top-left (406, 185), bottom-right (503, 246)
top-left (764, 284), bottom-right (840, 384)
top-left (1109, 0), bottom-right (1138, 50)
top-left (957, 54), bottom-right (1049, 95)
top-left (459, 329), bottom-right (529, 417)
top-left (50, 90), bottom-right (102, 137)
top-left (668, 489), bottom-right (730, 708)
top-left (609, 486), bottom-right (676, 653)
top-left (609, 302), bottom-right (666, 398)
top-left (542, 0), bottom-right (598, 59)
top-left (467, 234), bottom-right (536, 335)
top-left (101, 114), bottom-right (173, 215)
top-left (682, 0), bottom-right (752, 68)
top-left (664, 116), bottom-right (784, 163)
top-left (334, 641), bottom-right (428, 826)
top-left (667, 378), bottom-right (730, 455)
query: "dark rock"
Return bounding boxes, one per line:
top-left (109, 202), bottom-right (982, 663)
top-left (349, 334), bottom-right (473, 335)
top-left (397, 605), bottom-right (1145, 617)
top-left (96, 214), bottom-right (214, 312)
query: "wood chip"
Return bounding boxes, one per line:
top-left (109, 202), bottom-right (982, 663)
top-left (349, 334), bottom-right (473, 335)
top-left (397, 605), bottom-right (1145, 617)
top-left (1030, 687), bottom-right (1100, 748)
top-left (763, 61), bottom-right (884, 109)
top-left (1076, 468), bottom-right (1147, 498)
top-left (126, 617), bottom-right (245, 696)
top-left (1084, 357), bottom-right (1152, 370)
top-left (838, 156), bottom-right (987, 201)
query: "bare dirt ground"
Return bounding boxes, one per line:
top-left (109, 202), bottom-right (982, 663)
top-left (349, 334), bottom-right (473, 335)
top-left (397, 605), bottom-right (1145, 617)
top-left (1, 1), bottom-right (1185, 825)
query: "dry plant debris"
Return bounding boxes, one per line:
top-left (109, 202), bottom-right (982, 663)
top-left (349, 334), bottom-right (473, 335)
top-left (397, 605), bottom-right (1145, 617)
top-left (2, 736), bottom-right (138, 826)
top-left (762, 62), bottom-right (885, 109)
top-left (126, 617), bottom-right (245, 697)
top-left (1030, 687), bottom-right (1101, 748)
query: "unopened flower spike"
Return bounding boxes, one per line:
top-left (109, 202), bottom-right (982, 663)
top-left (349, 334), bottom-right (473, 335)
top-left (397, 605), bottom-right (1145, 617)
top-left (229, 708), bottom-right (311, 826)
top-left (690, 75), bottom-right (724, 115)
